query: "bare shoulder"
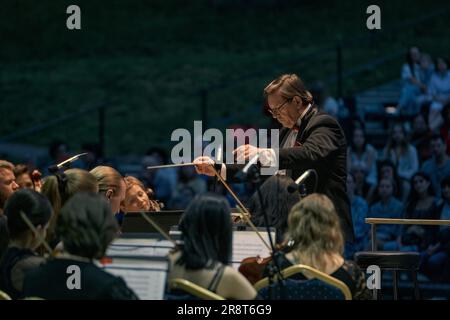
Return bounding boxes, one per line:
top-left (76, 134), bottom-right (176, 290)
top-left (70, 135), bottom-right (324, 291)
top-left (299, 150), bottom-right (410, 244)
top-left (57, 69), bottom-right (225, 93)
top-left (218, 266), bottom-right (257, 300)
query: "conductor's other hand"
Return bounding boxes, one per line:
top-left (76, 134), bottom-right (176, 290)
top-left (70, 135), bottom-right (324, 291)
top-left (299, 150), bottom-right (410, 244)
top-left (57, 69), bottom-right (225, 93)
top-left (193, 156), bottom-right (216, 176)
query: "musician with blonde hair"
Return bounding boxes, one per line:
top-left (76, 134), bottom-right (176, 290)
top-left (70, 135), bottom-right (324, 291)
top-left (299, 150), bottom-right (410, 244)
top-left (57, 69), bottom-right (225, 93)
top-left (120, 176), bottom-right (161, 213)
top-left (279, 194), bottom-right (370, 300)
top-left (41, 168), bottom-right (98, 248)
top-left (90, 166), bottom-right (126, 215)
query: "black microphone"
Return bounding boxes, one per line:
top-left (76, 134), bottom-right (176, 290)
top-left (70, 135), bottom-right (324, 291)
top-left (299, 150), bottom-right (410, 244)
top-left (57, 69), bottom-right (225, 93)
top-left (287, 169), bottom-right (317, 193)
top-left (234, 154), bottom-right (260, 182)
top-left (48, 152), bottom-right (88, 174)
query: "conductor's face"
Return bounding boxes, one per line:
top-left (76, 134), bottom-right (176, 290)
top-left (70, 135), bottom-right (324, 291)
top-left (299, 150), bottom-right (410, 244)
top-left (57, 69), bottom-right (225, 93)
top-left (267, 92), bottom-right (304, 129)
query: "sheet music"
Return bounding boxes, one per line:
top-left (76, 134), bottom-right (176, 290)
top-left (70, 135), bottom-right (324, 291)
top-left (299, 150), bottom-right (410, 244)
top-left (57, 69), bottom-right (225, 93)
top-left (232, 231), bottom-right (275, 269)
top-left (107, 239), bottom-right (174, 257)
top-left (102, 257), bottom-right (168, 300)
top-left (170, 229), bottom-right (275, 269)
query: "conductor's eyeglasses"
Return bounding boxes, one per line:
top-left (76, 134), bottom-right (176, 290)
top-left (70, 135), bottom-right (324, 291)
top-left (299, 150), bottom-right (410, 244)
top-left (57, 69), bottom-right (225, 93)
top-left (267, 99), bottom-right (291, 118)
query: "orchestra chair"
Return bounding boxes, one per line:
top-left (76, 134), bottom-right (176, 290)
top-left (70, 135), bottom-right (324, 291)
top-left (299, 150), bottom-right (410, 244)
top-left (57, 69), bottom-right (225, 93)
top-left (356, 218), bottom-right (450, 300)
top-left (0, 290), bottom-right (12, 300)
top-left (167, 278), bottom-right (225, 300)
top-left (254, 264), bottom-right (352, 300)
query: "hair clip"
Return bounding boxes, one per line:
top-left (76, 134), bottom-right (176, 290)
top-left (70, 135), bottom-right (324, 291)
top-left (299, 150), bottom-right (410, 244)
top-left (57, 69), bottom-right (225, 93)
top-left (55, 172), bottom-right (68, 195)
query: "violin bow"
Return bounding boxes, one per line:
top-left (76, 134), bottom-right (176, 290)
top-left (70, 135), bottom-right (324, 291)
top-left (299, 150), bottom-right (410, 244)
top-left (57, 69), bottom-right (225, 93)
top-left (209, 163), bottom-right (271, 251)
top-left (20, 211), bottom-right (54, 256)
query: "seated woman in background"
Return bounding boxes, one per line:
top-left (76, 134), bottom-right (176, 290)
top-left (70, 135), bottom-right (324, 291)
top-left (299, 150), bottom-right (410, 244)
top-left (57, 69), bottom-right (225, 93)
top-left (376, 159), bottom-right (404, 202)
top-left (386, 172), bottom-right (440, 252)
top-left (427, 57), bottom-right (450, 131)
top-left (347, 126), bottom-right (378, 190)
top-left (246, 175), bottom-right (301, 244)
top-left (368, 177), bottom-right (404, 250)
top-left (41, 168), bottom-right (98, 248)
top-left (90, 166), bottom-right (126, 215)
top-left (420, 176), bottom-right (450, 281)
top-left (167, 193), bottom-right (257, 300)
top-left (382, 123), bottom-right (419, 202)
top-left (0, 190), bottom-right (52, 299)
top-left (13, 164), bottom-right (42, 192)
top-left (23, 192), bottom-right (137, 300)
top-left (346, 173), bottom-right (370, 259)
top-left (271, 193), bottom-right (371, 300)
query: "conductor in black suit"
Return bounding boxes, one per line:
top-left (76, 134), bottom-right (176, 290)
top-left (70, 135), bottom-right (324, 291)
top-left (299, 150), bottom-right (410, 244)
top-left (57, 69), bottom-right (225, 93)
top-left (195, 74), bottom-right (353, 242)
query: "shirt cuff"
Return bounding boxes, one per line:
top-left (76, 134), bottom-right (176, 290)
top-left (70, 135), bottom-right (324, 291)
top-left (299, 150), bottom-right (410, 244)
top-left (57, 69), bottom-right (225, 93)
top-left (258, 148), bottom-right (277, 167)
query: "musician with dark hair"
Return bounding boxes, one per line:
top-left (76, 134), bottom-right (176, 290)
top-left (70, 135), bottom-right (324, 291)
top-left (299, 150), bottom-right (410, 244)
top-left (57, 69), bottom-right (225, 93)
top-left (23, 192), bottom-right (137, 300)
top-left (167, 193), bottom-right (256, 299)
top-left (0, 189), bottom-right (52, 299)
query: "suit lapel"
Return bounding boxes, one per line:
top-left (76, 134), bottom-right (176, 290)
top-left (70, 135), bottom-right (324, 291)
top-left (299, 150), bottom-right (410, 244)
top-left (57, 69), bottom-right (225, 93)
top-left (297, 107), bottom-right (318, 143)
top-left (279, 127), bottom-right (291, 147)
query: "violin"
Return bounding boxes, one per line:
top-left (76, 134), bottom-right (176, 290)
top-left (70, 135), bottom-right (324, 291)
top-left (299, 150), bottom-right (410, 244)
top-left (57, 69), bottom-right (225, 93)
top-left (238, 240), bottom-right (294, 284)
top-left (146, 187), bottom-right (163, 211)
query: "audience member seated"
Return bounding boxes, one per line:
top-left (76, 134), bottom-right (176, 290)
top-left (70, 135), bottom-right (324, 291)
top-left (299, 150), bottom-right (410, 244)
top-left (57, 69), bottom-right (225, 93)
top-left (23, 192), bottom-right (138, 300)
top-left (45, 140), bottom-right (70, 174)
top-left (269, 194), bottom-right (370, 300)
top-left (368, 178), bottom-right (403, 250)
top-left (351, 164), bottom-right (373, 202)
top-left (0, 190), bottom-right (51, 299)
top-left (410, 113), bottom-right (432, 164)
top-left (41, 168), bottom-right (98, 248)
top-left (414, 53), bottom-right (435, 109)
top-left (420, 177), bottom-right (450, 282)
top-left (421, 134), bottom-right (450, 197)
top-left (386, 172), bottom-right (440, 252)
top-left (167, 193), bottom-right (257, 300)
top-left (168, 166), bottom-right (207, 210)
top-left (246, 175), bottom-right (301, 244)
top-left (427, 57), bottom-right (450, 131)
top-left (309, 81), bottom-right (341, 118)
top-left (376, 159), bottom-right (404, 202)
top-left (90, 166), bottom-right (126, 215)
top-left (419, 53), bottom-right (435, 89)
top-left (167, 185), bottom-right (196, 210)
top-left (79, 143), bottom-right (102, 171)
top-left (140, 148), bottom-right (178, 204)
top-left (346, 173), bottom-right (370, 258)
top-left (347, 126), bottom-right (378, 189)
top-left (398, 47), bottom-right (423, 115)
top-left (382, 123), bottom-right (419, 201)
top-left (439, 103), bottom-right (450, 155)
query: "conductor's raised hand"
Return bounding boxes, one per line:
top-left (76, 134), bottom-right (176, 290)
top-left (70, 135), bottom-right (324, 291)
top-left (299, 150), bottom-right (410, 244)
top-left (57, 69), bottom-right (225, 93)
top-left (193, 156), bottom-right (216, 176)
top-left (233, 144), bottom-right (259, 162)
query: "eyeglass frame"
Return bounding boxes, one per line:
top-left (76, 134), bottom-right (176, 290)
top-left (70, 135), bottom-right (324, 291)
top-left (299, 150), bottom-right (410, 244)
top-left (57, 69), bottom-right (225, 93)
top-left (267, 98), bottom-right (292, 118)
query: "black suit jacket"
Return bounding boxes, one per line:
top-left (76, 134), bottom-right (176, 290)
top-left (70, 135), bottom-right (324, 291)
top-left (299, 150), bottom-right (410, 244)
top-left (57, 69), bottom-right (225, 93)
top-left (227, 107), bottom-right (354, 242)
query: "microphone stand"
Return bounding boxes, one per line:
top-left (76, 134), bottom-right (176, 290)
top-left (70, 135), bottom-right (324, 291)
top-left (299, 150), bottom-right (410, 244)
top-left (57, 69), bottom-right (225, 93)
top-left (244, 164), bottom-right (285, 300)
